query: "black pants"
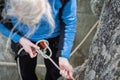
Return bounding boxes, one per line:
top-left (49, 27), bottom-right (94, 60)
top-left (11, 36), bottom-right (61, 80)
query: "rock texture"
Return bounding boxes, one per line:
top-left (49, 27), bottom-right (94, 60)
top-left (84, 0), bottom-right (120, 80)
top-left (90, 0), bottom-right (104, 17)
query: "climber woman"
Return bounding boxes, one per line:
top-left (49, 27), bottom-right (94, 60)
top-left (0, 0), bottom-right (77, 80)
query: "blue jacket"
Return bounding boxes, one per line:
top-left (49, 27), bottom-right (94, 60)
top-left (0, 0), bottom-right (77, 59)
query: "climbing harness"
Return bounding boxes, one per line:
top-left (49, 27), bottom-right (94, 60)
top-left (17, 40), bottom-right (75, 80)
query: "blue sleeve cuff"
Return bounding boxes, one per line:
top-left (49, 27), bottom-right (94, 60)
top-left (0, 23), bottom-right (21, 43)
top-left (11, 33), bottom-right (21, 43)
top-left (61, 51), bottom-right (71, 60)
top-left (61, 38), bottom-right (75, 60)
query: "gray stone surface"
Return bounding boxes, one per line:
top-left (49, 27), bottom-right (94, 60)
top-left (90, 0), bottom-right (104, 17)
top-left (84, 0), bottom-right (120, 80)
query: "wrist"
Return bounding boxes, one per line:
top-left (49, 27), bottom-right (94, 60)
top-left (59, 57), bottom-right (69, 62)
top-left (19, 37), bottom-right (24, 43)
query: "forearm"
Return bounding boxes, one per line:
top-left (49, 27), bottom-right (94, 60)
top-left (60, 0), bottom-right (77, 59)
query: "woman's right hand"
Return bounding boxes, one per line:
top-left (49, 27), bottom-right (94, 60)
top-left (59, 57), bottom-right (74, 79)
top-left (19, 37), bottom-right (39, 58)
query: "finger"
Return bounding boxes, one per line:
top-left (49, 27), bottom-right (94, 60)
top-left (63, 70), bottom-right (69, 78)
top-left (60, 69), bottom-right (68, 79)
top-left (62, 66), bottom-right (72, 79)
top-left (66, 68), bottom-right (73, 79)
top-left (61, 69), bottom-right (70, 79)
top-left (60, 69), bottom-right (63, 75)
top-left (61, 70), bottom-right (66, 77)
top-left (33, 52), bottom-right (38, 57)
top-left (33, 53), bottom-right (37, 58)
top-left (68, 70), bottom-right (73, 79)
top-left (60, 69), bottom-right (65, 77)
top-left (31, 49), bottom-right (38, 58)
top-left (30, 43), bottom-right (39, 50)
top-left (30, 44), bottom-right (39, 55)
top-left (28, 48), bottom-right (35, 58)
top-left (59, 65), bottom-right (71, 78)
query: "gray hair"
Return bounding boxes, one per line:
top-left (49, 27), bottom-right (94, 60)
top-left (6, 0), bottom-right (55, 33)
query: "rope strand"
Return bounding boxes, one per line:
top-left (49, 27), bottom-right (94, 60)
top-left (71, 20), bottom-right (99, 56)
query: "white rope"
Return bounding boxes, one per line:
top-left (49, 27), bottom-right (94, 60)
top-left (0, 62), bottom-right (45, 67)
top-left (17, 53), bottom-right (23, 80)
top-left (71, 20), bottom-right (99, 56)
top-left (35, 40), bottom-right (60, 70)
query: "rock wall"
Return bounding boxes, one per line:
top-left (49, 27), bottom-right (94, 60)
top-left (84, 0), bottom-right (120, 80)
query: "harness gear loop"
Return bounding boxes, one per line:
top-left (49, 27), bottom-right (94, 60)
top-left (36, 40), bottom-right (60, 70)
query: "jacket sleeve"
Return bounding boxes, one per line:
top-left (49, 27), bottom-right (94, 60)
top-left (60, 0), bottom-right (77, 59)
top-left (0, 23), bottom-right (21, 43)
top-left (0, 1), bottom-right (21, 43)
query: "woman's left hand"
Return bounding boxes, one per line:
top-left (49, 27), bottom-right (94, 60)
top-left (59, 57), bottom-right (74, 79)
top-left (19, 37), bottom-right (39, 58)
